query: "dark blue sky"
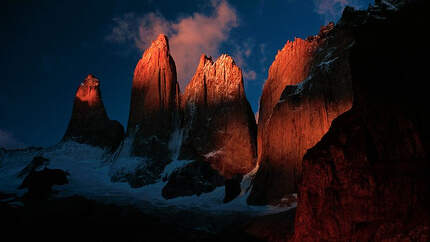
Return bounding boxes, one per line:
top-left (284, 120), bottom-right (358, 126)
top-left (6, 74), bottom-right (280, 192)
top-left (0, 0), bottom-right (372, 148)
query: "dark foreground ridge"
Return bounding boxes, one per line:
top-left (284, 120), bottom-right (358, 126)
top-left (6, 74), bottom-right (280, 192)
top-left (1, 192), bottom-right (290, 242)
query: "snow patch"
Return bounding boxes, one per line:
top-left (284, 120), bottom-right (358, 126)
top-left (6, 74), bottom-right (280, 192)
top-left (161, 159), bottom-right (193, 179)
top-left (381, 0), bottom-right (399, 11)
top-left (240, 163), bottom-right (260, 195)
top-left (0, 141), bottom-right (294, 216)
top-left (204, 149), bottom-right (224, 159)
top-left (168, 128), bottom-right (183, 160)
top-left (278, 75), bottom-right (313, 103)
top-left (318, 57), bottom-right (339, 72)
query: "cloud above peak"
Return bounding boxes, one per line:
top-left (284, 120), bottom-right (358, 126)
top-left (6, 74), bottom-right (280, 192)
top-left (107, 0), bottom-right (238, 89)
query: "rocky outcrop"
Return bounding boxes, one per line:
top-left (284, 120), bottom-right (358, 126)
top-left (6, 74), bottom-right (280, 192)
top-left (62, 74), bottom-right (124, 150)
top-left (248, 23), bottom-right (354, 205)
top-left (162, 161), bottom-right (225, 199)
top-left (163, 54), bottom-right (257, 199)
top-left (17, 156), bottom-right (49, 178)
top-left (292, 1), bottom-right (430, 241)
top-left (127, 34), bottom-right (180, 160)
top-left (19, 168), bottom-right (69, 200)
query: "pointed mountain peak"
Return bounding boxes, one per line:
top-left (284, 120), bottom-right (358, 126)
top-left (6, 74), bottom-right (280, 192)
top-left (84, 74), bottom-right (98, 81)
top-left (196, 54), bottom-right (239, 74)
top-left (197, 54), bottom-right (213, 68)
top-left (76, 74), bottom-right (101, 106)
top-left (127, 32), bottom-right (180, 155)
top-left (147, 34), bottom-right (170, 53)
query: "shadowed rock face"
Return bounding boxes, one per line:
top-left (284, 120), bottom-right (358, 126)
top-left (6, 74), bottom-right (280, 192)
top-left (248, 23), bottom-right (354, 205)
top-left (63, 74), bottom-right (124, 150)
top-left (292, 1), bottom-right (430, 241)
top-left (163, 54), bottom-right (257, 200)
top-left (127, 34), bottom-right (180, 159)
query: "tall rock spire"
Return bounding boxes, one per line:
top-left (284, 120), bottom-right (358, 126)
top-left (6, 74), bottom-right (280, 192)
top-left (63, 74), bottom-right (124, 150)
top-left (181, 54), bottom-right (256, 177)
top-left (127, 34), bottom-right (180, 158)
top-left (162, 54), bottom-right (257, 201)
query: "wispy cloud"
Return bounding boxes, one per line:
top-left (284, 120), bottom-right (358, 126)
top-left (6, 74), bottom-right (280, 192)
top-left (0, 129), bottom-right (25, 149)
top-left (232, 39), bottom-right (258, 84)
top-left (313, 0), bottom-right (365, 22)
top-left (107, 0), bottom-right (238, 89)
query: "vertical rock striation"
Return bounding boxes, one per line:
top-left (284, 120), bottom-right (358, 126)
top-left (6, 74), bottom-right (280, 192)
top-left (293, 1), bottom-right (430, 241)
top-left (63, 74), bottom-right (124, 151)
top-left (181, 54), bottom-right (257, 177)
top-left (162, 54), bottom-right (257, 200)
top-left (249, 23), bottom-right (354, 205)
top-left (256, 36), bottom-right (321, 162)
top-left (127, 34), bottom-right (180, 159)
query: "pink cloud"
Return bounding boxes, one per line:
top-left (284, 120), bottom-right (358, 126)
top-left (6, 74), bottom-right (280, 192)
top-left (232, 39), bottom-right (258, 84)
top-left (107, 0), bottom-right (238, 89)
top-left (244, 70), bottom-right (257, 81)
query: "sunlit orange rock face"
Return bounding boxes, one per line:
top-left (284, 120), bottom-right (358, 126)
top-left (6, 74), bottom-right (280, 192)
top-left (162, 54), bottom-right (257, 200)
top-left (127, 34), bottom-right (180, 158)
top-left (292, 2), bottom-right (430, 241)
top-left (180, 54), bottom-right (257, 177)
top-left (248, 23), bottom-right (353, 205)
top-left (63, 74), bottom-right (124, 150)
top-left (256, 37), bottom-right (320, 162)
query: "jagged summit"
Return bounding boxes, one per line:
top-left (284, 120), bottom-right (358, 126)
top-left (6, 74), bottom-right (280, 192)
top-left (184, 53), bottom-right (244, 106)
top-left (194, 53), bottom-right (238, 73)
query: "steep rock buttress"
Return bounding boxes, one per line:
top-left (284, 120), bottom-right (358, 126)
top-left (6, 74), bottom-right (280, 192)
top-left (248, 23), bottom-right (353, 205)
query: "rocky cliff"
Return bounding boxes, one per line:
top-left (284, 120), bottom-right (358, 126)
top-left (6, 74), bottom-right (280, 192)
top-left (256, 36), bottom-right (320, 162)
top-left (249, 23), bottom-right (354, 205)
top-left (292, 0), bottom-right (430, 241)
top-left (62, 74), bottom-right (124, 150)
top-left (162, 54), bottom-right (257, 200)
top-left (127, 34), bottom-right (180, 159)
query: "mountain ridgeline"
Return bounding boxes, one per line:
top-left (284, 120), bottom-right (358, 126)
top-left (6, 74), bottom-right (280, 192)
top-left (58, 0), bottom-right (429, 240)
top-left (63, 34), bottom-right (257, 201)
